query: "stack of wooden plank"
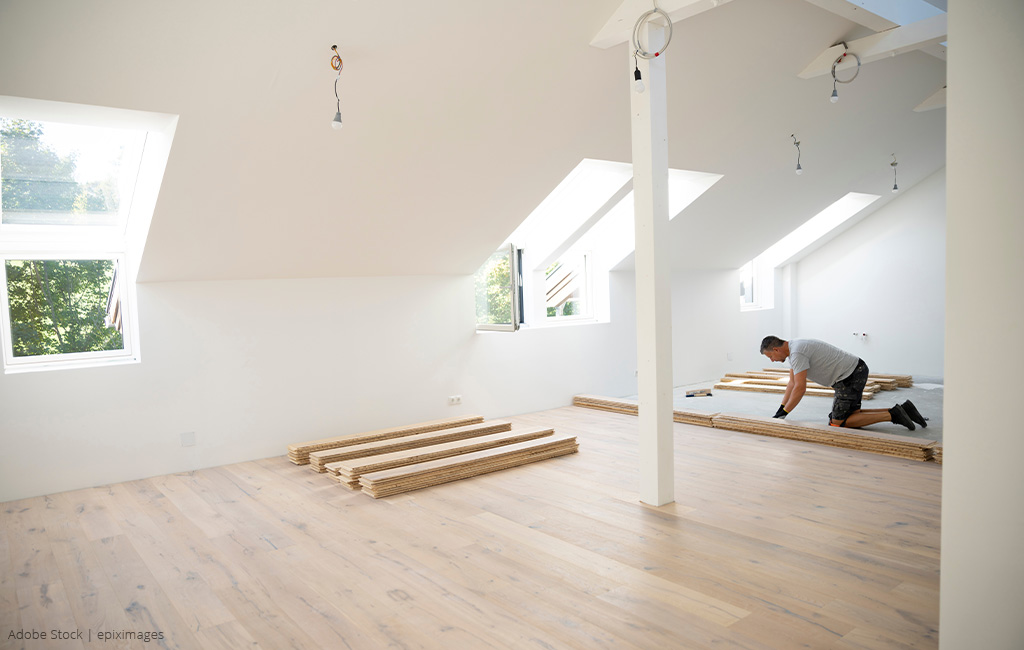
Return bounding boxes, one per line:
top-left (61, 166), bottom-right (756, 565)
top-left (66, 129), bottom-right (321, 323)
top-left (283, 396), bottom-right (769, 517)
top-left (710, 413), bottom-right (936, 461)
top-left (928, 443), bottom-right (943, 464)
top-left (714, 377), bottom-right (876, 400)
top-left (572, 394), bottom-right (639, 416)
top-left (572, 394), bottom-right (716, 427)
top-left (725, 372), bottom-right (883, 394)
top-left (325, 426), bottom-right (555, 488)
top-left (358, 434), bottom-right (579, 498)
top-left (308, 420), bottom-right (514, 473)
top-left (760, 368), bottom-right (910, 389)
top-left (287, 415), bottom-right (485, 465)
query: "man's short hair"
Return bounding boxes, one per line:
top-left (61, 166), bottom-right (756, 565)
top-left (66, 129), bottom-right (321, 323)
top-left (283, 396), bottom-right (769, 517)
top-left (760, 335), bottom-right (786, 354)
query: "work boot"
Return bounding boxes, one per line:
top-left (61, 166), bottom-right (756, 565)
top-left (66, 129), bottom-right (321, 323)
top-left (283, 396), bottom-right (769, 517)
top-left (901, 400), bottom-right (928, 428)
top-left (889, 404), bottom-right (915, 431)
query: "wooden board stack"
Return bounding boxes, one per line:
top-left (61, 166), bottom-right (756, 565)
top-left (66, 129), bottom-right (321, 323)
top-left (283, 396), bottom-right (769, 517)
top-left (308, 420), bottom-right (514, 473)
top-left (358, 434), bottom-right (579, 498)
top-left (761, 368), bottom-right (911, 388)
top-left (724, 372), bottom-right (882, 393)
top-left (324, 427), bottom-right (556, 488)
top-left (572, 394), bottom-right (639, 416)
top-left (710, 413), bottom-right (936, 461)
top-left (287, 415), bottom-right (484, 465)
top-left (572, 394), bottom-right (717, 427)
top-left (572, 394), bottom-right (940, 463)
top-left (713, 378), bottom-right (876, 400)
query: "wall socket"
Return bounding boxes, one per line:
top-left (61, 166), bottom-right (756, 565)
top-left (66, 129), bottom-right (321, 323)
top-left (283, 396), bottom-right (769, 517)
top-left (180, 431), bottom-right (196, 447)
top-left (447, 395), bottom-right (462, 405)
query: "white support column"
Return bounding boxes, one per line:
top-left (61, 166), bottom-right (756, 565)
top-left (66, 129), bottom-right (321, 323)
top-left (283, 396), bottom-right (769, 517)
top-left (630, 23), bottom-right (674, 507)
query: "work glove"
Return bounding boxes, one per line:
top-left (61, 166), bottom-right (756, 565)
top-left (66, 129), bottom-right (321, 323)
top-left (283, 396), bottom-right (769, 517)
top-left (773, 405), bottom-right (788, 419)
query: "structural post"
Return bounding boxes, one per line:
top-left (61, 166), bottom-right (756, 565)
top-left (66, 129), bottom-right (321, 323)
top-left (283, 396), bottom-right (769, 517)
top-left (630, 22), bottom-right (674, 506)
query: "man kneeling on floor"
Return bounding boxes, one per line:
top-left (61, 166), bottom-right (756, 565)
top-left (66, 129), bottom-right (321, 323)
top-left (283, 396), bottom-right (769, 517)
top-left (759, 335), bottom-right (927, 430)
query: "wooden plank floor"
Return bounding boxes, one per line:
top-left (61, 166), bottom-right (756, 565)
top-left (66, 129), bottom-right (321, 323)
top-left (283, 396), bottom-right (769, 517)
top-left (0, 406), bottom-right (941, 649)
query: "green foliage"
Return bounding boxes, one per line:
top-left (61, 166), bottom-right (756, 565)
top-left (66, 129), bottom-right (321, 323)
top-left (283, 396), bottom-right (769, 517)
top-left (474, 250), bottom-right (513, 325)
top-left (5, 259), bottom-right (122, 357)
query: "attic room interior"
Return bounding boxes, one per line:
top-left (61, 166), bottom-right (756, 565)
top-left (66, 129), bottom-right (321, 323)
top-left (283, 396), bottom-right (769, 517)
top-left (0, 0), bottom-right (1021, 648)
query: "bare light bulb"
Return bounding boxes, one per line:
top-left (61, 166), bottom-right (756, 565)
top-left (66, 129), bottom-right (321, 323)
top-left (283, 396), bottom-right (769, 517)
top-left (892, 183), bottom-right (899, 193)
top-left (332, 112), bottom-right (343, 130)
top-left (634, 67), bottom-right (645, 94)
top-left (795, 163), bottom-right (803, 175)
top-left (830, 88), bottom-right (839, 103)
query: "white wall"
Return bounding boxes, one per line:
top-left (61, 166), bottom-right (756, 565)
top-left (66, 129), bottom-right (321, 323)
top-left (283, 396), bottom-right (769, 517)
top-left (941, 1), bottom-right (1024, 647)
top-left (669, 269), bottom-right (784, 385)
top-left (794, 168), bottom-right (946, 377)
top-left (0, 272), bottom-right (637, 502)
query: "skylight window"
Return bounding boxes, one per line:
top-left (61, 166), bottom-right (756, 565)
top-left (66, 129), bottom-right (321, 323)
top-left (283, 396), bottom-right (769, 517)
top-left (739, 192), bottom-right (880, 311)
top-left (1, 120), bottom-right (146, 228)
top-left (0, 95), bottom-right (176, 373)
top-left (480, 159), bottom-right (721, 330)
top-left (851, 0), bottom-right (944, 26)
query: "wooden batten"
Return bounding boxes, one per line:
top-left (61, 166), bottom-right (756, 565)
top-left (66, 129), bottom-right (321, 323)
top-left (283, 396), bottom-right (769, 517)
top-left (287, 414), bottom-right (485, 465)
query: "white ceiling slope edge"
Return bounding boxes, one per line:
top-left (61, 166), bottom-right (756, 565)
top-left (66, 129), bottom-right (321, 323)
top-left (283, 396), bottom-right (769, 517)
top-left (0, 0), bottom-right (944, 282)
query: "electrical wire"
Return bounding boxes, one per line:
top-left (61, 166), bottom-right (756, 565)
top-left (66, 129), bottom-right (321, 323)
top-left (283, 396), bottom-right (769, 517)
top-left (632, 3), bottom-right (673, 60)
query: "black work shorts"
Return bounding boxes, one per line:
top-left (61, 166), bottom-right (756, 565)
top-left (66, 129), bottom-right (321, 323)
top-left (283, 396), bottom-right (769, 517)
top-left (830, 359), bottom-right (869, 423)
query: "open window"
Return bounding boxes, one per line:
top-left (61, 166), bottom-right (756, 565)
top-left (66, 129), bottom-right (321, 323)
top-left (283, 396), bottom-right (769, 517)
top-left (474, 244), bottom-right (522, 332)
top-left (0, 96), bottom-right (176, 372)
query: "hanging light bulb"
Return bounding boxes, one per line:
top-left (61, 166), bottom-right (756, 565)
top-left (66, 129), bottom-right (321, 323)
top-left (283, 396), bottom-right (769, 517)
top-left (330, 45), bottom-right (344, 130)
top-left (792, 134), bottom-right (803, 175)
top-left (633, 53), bottom-right (645, 94)
top-left (890, 154), bottom-right (899, 193)
top-left (829, 47), bottom-right (860, 104)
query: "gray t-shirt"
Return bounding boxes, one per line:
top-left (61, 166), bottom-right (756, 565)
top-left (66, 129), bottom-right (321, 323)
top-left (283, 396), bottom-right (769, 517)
top-left (788, 339), bottom-right (859, 387)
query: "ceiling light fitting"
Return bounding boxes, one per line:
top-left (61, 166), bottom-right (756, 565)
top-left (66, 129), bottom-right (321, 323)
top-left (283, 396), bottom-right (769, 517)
top-left (890, 154), bottom-right (899, 193)
top-left (331, 45), bottom-right (343, 130)
top-left (791, 134), bottom-right (802, 175)
top-left (830, 45), bottom-right (860, 104)
top-left (630, 4), bottom-right (673, 94)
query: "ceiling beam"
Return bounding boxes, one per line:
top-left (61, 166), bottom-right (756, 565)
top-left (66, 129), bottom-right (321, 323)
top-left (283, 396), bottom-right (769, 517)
top-left (798, 12), bottom-right (947, 79)
top-left (801, 0), bottom-right (897, 32)
top-left (590, 0), bottom-right (732, 49)
top-left (914, 86), bottom-right (947, 112)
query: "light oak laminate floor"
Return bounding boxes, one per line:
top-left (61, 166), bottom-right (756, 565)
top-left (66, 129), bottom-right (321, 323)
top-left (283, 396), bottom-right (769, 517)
top-left (1, 406), bottom-right (941, 649)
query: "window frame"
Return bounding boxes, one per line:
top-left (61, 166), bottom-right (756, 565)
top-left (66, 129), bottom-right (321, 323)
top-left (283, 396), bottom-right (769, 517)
top-left (474, 243), bottom-right (522, 333)
top-left (544, 251), bottom-right (594, 323)
top-left (0, 95), bottom-right (176, 373)
top-left (0, 251), bottom-right (137, 373)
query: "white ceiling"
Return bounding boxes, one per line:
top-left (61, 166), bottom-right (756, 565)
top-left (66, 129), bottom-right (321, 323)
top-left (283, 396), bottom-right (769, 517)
top-left (0, 0), bottom-right (945, 282)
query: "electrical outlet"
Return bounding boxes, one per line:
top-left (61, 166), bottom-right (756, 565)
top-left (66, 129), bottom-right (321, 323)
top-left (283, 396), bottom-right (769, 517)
top-left (180, 431), bottom-right (196, 447)
top-left (448, 395), bottom-right (462, 406)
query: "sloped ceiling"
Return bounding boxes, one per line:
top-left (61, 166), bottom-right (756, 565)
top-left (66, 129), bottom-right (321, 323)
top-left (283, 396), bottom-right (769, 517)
top-left (0, 0), bottom-right (945, 282)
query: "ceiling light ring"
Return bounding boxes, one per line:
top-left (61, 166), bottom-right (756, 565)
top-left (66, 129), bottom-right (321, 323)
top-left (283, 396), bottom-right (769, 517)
top-left (632, 7), bottom-right (673, 59)
top-left (831, 50), bottom-right (861, 85)
top-left (331, 45), bottom-right (343, 73)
